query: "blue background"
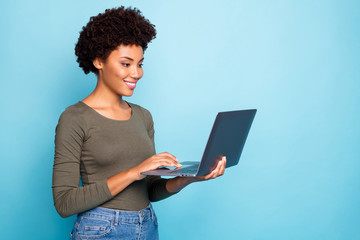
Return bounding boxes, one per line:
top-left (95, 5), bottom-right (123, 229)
top-left (1, 0), bottom-right (359, 239)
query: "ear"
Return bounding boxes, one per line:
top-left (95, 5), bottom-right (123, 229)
top-left (93, 58), bottom-right (103, 70)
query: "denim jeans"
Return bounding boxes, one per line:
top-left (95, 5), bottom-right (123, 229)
top-left (70, 204), bottom-right (159, 240)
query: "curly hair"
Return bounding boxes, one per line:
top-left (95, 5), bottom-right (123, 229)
top-left (75, 6), bottom-right (156, 75)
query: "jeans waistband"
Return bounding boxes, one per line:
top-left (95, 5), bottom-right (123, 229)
top-left (77, 203), bottom-right (156, 225)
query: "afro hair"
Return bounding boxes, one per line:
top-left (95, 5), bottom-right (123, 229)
top-left (75, 6), bottom-right (156, 75)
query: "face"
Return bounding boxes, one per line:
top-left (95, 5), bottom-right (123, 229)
top-left (94, 44), bottom-right (144, 97)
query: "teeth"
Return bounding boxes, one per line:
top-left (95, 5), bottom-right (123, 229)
top-left (124, 81), bottom-right (136, 87)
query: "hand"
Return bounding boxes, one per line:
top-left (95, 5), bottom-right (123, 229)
top-left (165, 156), bottom-right (227, 193)
top-left (192, 156), bottom-right (227, 182)
top-left (131, 152), bottom-right (181, 180)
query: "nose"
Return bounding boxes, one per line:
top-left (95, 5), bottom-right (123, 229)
top-left (130, 66), bottom-right (142, 80)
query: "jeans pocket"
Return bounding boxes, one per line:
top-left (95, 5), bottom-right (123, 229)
top-left (77, 216), bottom-right (113, 239)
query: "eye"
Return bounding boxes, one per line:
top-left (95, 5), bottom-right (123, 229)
top-left (138, 63), bottom-right (144, 68)
top-left (121, 63), bottom-right (130, 67)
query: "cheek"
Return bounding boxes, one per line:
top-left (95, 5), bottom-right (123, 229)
top-left (114, 67), bottom-right (128, 78)
top-left (139, 68), bottom-right (144, 78)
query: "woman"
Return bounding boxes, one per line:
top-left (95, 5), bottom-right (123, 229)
top-left (52, 6), bottom-right (226, 239)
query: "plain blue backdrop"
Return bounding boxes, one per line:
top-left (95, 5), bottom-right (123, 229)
top-left (1, 0), bottom-right (359, 239)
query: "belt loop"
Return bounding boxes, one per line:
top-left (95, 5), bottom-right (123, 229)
top-left (149, 203), bottom-right (155, 221)
top-left (114, 210), bottom-right (119, 225)
top-left (138, 211), bottom-right (143, 224)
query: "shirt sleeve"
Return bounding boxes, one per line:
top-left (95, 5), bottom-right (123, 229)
top-left (52, 109), bottom-right (113, 218)
top-left (140, 107), bottom-right (178, 202)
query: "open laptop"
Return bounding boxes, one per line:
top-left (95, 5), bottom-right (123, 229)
top-left (141, 109), bottom-right (257, 177)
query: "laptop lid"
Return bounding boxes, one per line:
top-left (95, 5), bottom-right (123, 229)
top-left (196, 109), bottom-right (257, 176)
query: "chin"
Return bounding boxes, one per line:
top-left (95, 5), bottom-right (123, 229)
top-left (120, 91), bottom-right (134, 97)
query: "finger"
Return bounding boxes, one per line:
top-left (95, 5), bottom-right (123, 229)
top-left (155, 159), bottom-right (182, 168)
top-left (157, 152), bottom-right (179, 161)
top-left (162, 156), bottom-right (181, 166)
top-left (212, 159), bottom-right (225, 178)
top-left (201, 167), bottom-right (219, 180)
top-left (205, 168), bottom-right (219, 180)
top-left (218, 157), bottom-right (226, 176)
top-left (213, 159), bottom-right (223, 172)
top-left (153, 154), bottom-right (179, 165)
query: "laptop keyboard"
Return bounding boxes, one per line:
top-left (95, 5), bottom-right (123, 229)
top-left (171, 165), bottom-right (198, 174)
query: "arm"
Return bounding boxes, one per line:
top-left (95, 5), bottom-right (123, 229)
top-left (107, 152), bottom-right (181, 196)
top-left (166, 156), bottom-right (227, 193)
top-left (52, 111), bottom-right (113, 218)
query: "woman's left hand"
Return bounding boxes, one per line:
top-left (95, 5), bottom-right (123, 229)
top-left (165, 156), bottom-right (226, 193)
top-left (192, 156), bottom-right (226, 182)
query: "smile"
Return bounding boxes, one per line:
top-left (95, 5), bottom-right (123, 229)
top-left (124, 80), bottom-right (137, 90)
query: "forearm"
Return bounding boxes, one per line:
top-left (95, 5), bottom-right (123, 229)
top-left (165, 177), bottom-right (200, 193)
top-left (109, 152), bottom-right (182, 198)
top-left (107, 168), bottom-right (139, 196)
top-left (52, 179), bottom-right (113, 218)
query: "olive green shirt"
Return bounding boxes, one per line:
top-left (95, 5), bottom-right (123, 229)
top-left (52, 102), bottom-right (174, 218)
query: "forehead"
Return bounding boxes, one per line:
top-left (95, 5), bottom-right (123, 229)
top-left (109, 44), bottom-right (144, 60)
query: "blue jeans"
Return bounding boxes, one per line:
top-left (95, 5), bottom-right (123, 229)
top-left (70, 204), bottom-right (159, 240)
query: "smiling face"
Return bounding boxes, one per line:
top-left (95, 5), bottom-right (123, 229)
top-left (93, 44), bottom-right (144, 97)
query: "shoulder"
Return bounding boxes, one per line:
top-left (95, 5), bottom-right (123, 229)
top-left (55, 103), bottom-right (89, 149)
top-left (128, 102), bottom-right (153, 121)
top-left (57, 102), bottom-right (89, 129)
top-left (59, 102), bottom-right (87, 119)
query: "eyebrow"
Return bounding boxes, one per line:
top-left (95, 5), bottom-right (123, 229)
top-left (120, 56), bottom-right (144, 62)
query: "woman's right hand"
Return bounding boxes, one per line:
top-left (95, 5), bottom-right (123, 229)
top-left (131, 152), bottom-right (181, 180)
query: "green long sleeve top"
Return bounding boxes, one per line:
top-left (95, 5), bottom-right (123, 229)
top-left (52, 101), bottom-right (174, 218)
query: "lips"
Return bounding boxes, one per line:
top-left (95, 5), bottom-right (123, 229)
top-left (124, 80), bottom-right (137, 90)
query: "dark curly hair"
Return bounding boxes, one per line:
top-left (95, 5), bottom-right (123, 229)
top-left (75, 6), bottom-right (156, 75)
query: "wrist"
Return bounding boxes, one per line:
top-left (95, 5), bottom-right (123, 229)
top-left (128, 166), bottom-right (143, 181)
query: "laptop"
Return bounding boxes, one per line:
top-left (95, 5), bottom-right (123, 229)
top-left (141, 109), bottom-right (257, 177)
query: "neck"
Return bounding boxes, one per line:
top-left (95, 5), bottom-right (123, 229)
top-left (83, 78), bottom-right (126, 109)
